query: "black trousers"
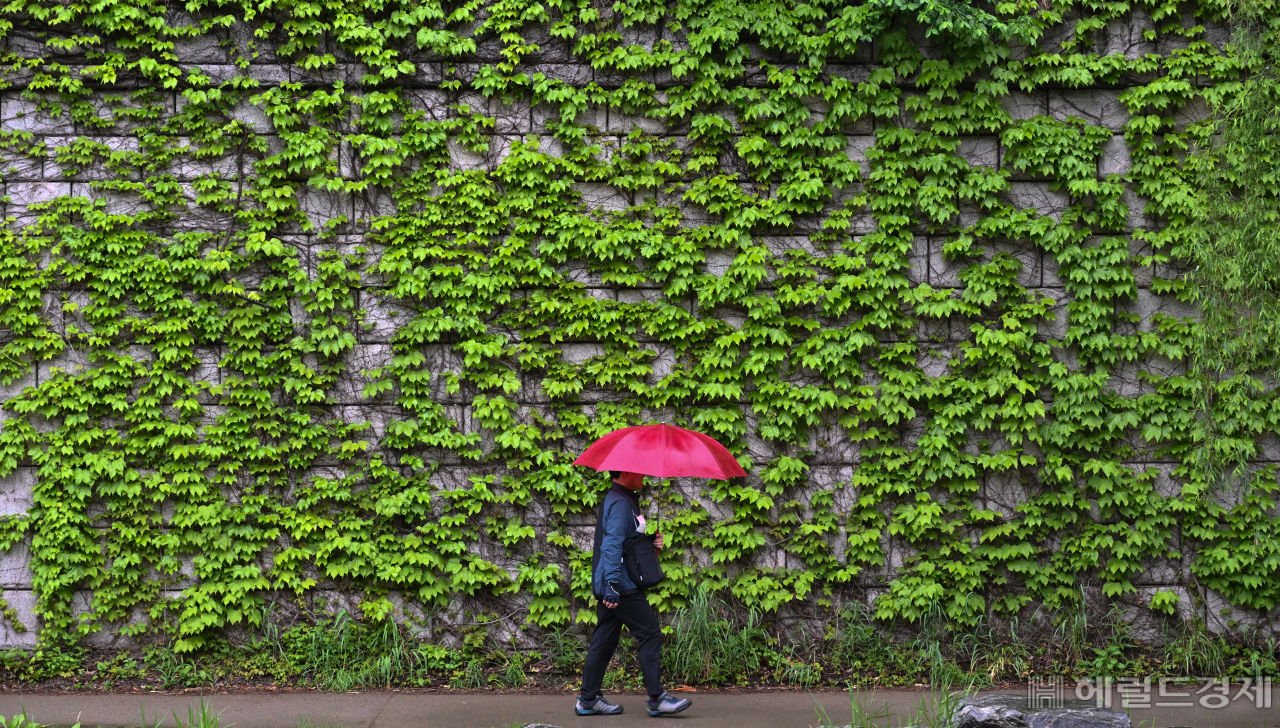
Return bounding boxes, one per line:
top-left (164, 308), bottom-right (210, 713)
top-left (579, 593), bottom-right (664, 700)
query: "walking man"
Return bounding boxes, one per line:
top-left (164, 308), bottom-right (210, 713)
top-left (575, 470), bottom-right (693, 717)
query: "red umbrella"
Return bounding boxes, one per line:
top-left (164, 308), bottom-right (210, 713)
top-left (573, 423), bottom-right (747, 480)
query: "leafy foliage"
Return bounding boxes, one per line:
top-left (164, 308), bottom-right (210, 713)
top-left (0, 0), bottom-right (1275, 654)
top-left (1184, 0), bottom-right (1280, 479)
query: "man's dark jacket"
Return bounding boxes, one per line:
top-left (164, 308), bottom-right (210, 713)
top-left (590, 483), bottom-right (643, 596)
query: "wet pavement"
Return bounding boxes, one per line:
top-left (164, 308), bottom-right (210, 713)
top-left (0, 688), bottom-right (1275, 728)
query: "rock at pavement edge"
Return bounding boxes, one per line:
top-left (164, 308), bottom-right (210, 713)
top-left (953, 693), bottom-right (1132, 728)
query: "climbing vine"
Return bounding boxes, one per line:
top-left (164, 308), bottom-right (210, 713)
top-left (0, 0), bottom-right (1277, 652)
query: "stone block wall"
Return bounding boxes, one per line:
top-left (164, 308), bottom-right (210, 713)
top-left (0, 2), bottom-right (1273, 650)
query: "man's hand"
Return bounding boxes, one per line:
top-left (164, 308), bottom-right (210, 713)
top-left (603, 583), bottom-right (620, 609)
top-left (653, 532), bottom-right (664, 550)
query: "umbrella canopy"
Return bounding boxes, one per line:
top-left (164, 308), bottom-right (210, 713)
top-left (573, 423), bottom-right (747, 480)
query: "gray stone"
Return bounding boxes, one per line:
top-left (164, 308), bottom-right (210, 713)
top-left (173, 32), bottom-right (227, 64)
top-left (556, 265), bottom-right (609, 288)
top-left (534, 102), bottom-right (607, 133)
top-left (1002, 92), bottom-right (1047, 121)
top-left (827, 65), bottom-right (873, 85)
top-left (0, 148), bottom-right (42, 182)
top-left (357, 293), bottom-right (419, 344)
top-left (0, 542), bottom-right (31, 590)
top-left (1172, 96), bottom-right (1212, 132)
top-left (289, 63), bottom-right (361, 87)
top-left (458, 92), bottom-right (532, 135)
top-left (4, 35), bottom-right (48, 61)
top-left (807, 424), bottom-right (861, 466)
top-left (930, 241), bottom-right (1040, 289)
top-left (1107, 362), bottom-right (1148, 398)
top-left (409, 62), bottom-right (445, 88)
top-left (0, 469), bottom-right (34, 519)
top-left (0, 590), bottom-right (37, 647)
top-left (1122, 236), bottom-right (1153, 288)
top-left (171, 142), bottom-right (241, 180)
top-left (959, 137), bottom-right (999, 170)
top-left (189, 63), bottom-right (288, 86)
top-left (762, 235), bottom-right (825, 258)
top-left (606, 107), bottom-right (665, 135)
top-left (702, 250), bottom-right (736, 278)
top-left (533, 64), bottom-right (592, 86)
top-left (1049, 90), bottom-right (1130, 133)
top-left (1098, 135), bottom-right (1130, 178)
top-left (1202, 21), bottom-right (1233, 51)
top-left (1120, 188), bottom-right (1154, 230)
top-left (917, 346), bottom-right (955, 379)
top-left (582, 287), bottom-right (616, 302)
top-left (983, 472), bottom-right (1029, 519)
top-left (4, 181), bottom-right (73, 222)
top-left (576, 182), bottom-right (631, 213)
top-left (561, 343), bottom-right (604, 364)
top-left (97, 187), bottom-right (156, 218)
top-left (638, 344), bottom-right (677, 381)
top-left (298, 188), bottom-right (353, 233)
top-left (403, 89), bottom-right (451, 121)
top-left (1129, 290), bottom-right (1198, 330)
top-left (1134, 585), bottom-right (1194, 622)
top-left (448, 135), bottom-right (515, 172)
top-left (227, 101), bottom-right (274, 133)
top-left (191, 347), bottom-right (223, 404)
top-left (1101, 10), bottom-right (1156, 59)
top-left (846, 135), bottom-right (876, 177)
top-left (615, 288), bottom-right (669, 306)
top-left (1008, 182), bottom-right (1070, 221)
top-left (954, 693), bottom-right (1132, 728)
top-left (352, 189), bottom-right (399, 227)
top-left (0, 95), bottom-right (75, 134)
top-left (331, 343), bottom-right (394, 404)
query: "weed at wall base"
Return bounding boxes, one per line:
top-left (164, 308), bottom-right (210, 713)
top-left (1, 598), bottom-right (1278, 692)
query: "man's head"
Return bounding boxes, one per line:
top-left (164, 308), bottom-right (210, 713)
top-left (610, 471), bottom-right (644, 491)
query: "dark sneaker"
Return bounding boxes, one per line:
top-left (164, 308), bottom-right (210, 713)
top-left (646, 692), bottom-right (692, 717)
top-left (575, 695), bottom-right (624, 716)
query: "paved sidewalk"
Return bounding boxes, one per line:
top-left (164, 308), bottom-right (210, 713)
top-left (0, 690), bottom-right (904, 728)
top-left (0, 689), bottom-right (1275, 728)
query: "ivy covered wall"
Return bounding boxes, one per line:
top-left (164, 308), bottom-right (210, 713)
top-left (0, 0), bottom-right (1277, 652)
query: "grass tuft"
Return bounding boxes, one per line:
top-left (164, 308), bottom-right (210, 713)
top-left (171, 700), bottom-right (224, 728)
top-left (663, 585), bottom-right (767, 685)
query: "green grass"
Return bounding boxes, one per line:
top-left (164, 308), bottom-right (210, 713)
top-left (811, 664), bottom-right (974, 728)
top-left (171, 700), bottom-right (224, 728)
top-left (451, 657), bottom-right (484, 689)
top-left (1162, 619), bottom-right (1228, 677)
top-left (812, 687), bottom-right (891, 728)
top-left (662, 585), bottom-right (768, 685)
top-left (0, 711), bottom-right (48, 728)
top-left (541, 627), bottom-right (584, 673)
top-left (0, 595), bottom-right (1277, 693)
top-left (902, 665), bottom-right (975, 728)
top-left (139, 704), bottom-right (164, 728)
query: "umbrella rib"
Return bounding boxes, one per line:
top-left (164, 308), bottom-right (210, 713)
top-left (661, 424), bottom-right (670, 478)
